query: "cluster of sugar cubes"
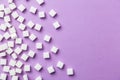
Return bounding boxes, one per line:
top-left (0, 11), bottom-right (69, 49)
top-left (0, 0), bottom-right (75, 80)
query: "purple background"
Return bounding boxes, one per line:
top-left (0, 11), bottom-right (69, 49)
top-left (1, 0), bottom-right (120, 80)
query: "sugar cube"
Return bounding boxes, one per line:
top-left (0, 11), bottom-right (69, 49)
top-left (38, 11), bottom-right (45, 18)
top-left (36, 42), bottom-right (43, 50)
top-left (29, 6), bottom-right (37, 14)
top-left (17, 16), bottom-right (25, 23)
top-left (19, 23), bottom-right (26, 30)
top-left (57, 61), bottom-right (64, 69)
top-left (44, 35), bottom-right (51, 42)
top-left (24, 65), bottom-right (31, 72)
top-left (51, 46), bottom-right (59, 54)
top-left (22, 30), bottom-right (29, 38)
top-left (27, 21), bottom-right (34, 28)
top-left (11, 11), bottom-right (19, 19)
top-left (53, 21), bottom-right (61, 29)
top-left (67, 68), bottom-right (74, 76)
top-left (34, 63), bottom-right (42, 71)
top-left (34, 24), bottom-right (42, 31)
top-left (18, 4), bottom-right (26, 12)
top-left (29, 33), bottom-right (37, 41)
top-left (36, 0), bottom-right (44, 5)
top-left (28, 50), bottom-right (35, 58)
top-left (0, 59), bottom-right (7, 65)
top-left (21, 54), bottom-right (29, 61)
top-left (43, 52), bottom-right (50, 59)
top-left (16, 60), bottom-right (23, 68)
top-left (47, 66), bottom-right (55, 74)
top-left (49, 9), bottom-right (57, 17)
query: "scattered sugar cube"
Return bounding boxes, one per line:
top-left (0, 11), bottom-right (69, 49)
top-left (15, 38), bottom-right (22, 45)
top-left (14, 47), bottom-right (22, 55)
top-left (51, 46), bottom-right (59, 54)
top-left (9, 3), bottom-right (16, 10)
top-left (29, 6), bottom-right (37, 14)
top-left (49, 9), bottom-right (57, 17)
top-left (29, 33), bottom-right (37, 41)
top-left (9, 27), bottom-right (16, 34)
top-left (47, 66), bottom-right (55, 74)
top-left (38, 11), bottom-right (45, 18)
top-left (27, 21), bottom-right (34, 28)
top-left (22, 30), bottom-right (29, 38)
top-left (0, 59), bottom-right (7, 65)
top-left (8, 0), bottom-right (14, 3)
top-left (24, 65), bottom-right (31, 72)
top-left (11, 53), bottom-right (18, 60)
top-left (4, 7), bottom-right (11, 15)
top-left (5, 22), bottom-right (12, 28)
top-left (53, 21), bottom-right (61, 29)
top-left (23, 74), bottom-right (28, 80)
top-left (7, 41), bottom-right (14, 48)
top-left (36, 0), bottom-right (44, 5)
top-left (17, 16), bottom-right (25, 23)
top-left (9, 59), bottom-right (16, 67)
top-left (21, 44), bottom-right (28, 50)
top-left (19, 23), bottom-right (26, 30)
top-left (4, 15), bottom-right (11, 22)
top-left (4, 32), bottom-right (10, 40)
top-left (15, 68), bottom-right (22, 74)
top-left (6, 48), bottom-right (13, 55)
top-left (43, 52), bottom-right (50, 59)
top-left (3, 66), bottom-right (10, 72)
top-left (21, 54), bottom-right (29, 61)
top-left (0, 73), bottom-right (7, 80)
top-left (0, 4), bottom-right (4, 11)
top-left (34, 24), bottom-right (42, 31)
top-left (0, 43), bottom-right (8, 51)
top-left (9, 69), bottom-right (16, 76)
top-left (11, 11), bottom-right (19, 19)
top-left (36, 42), bottom-right (43, 50)
top-left (18, 4), bottom-right (26, 12)
top-left (28, 50), bottom-right (35, 58)
top-left (10, 32), bottom-right (18, 39)
top-left (16, 60), bottom-right (23, 68)
top-left (35, 76), bottom-right (42, 80)
top-left (44, 35), bottom-right (51, 42)
top-left (12, 76), bottom-right (19, 80)
top-left (0, 11), bottom-right (4, 18)
top-left (0, 52), bottom-right (6, 57)
top-left (0, 23), bottom-right (7, 31)
top-left (0, 34), bottom-right (3, 41)
top-left (57, 61), bottom-right (64, 69)
top-left (34, 63), bottom-right (42, 71)
top-left (67, 68), bottom-right (74, 76)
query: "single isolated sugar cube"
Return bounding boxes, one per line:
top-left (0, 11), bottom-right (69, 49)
top-left (0, 11), bottom-right (4, 18)
top-left (16, 60), bottom-right (23, 68)
top-left (44, 35), bottom-right (51, 42)
top-left (22, 30), bottom-right (29, 38)
top-left (15, 68), bottom-right (22, 74)
top-left (23, 74), bottom-right (28, 80)
top-left (11, 11), bottom-right (19, 19)
top-left (19, 23), bottom-right (26, 30)
top-left (24, 65), bottom-right (31, 72)
top-left (29, 33), bottom-right (37, 41)
top-left (0, 58), bottom-right (7, 65)
top-left (21, 44), bottom-right (28, 50)
top-left (34, 63), bottom-right (42, 71)
top-left (53, 21), bottom-right (61, 29)
top-left (18, 4), bottom-right (26, 12)
top-left (67, 68), bottom-right (74, 76)
top-left (11, 53), bottom-right (18, 60)
top-left (51, 46), bottom-right (59, 54)
top-left (36, 0), bottom-right (44, 5)
top-left (15, 38), bottom-right (22, 45)
top-left (29, 6), bottom-right (37, 14)
top-left (34, 24), bottom-right (42, 31)
top-left (38, 11), bottom-right (45, 18)
top-left (9, 3), bottom-right (16, 10)
top-left (21, 54), bottom-right (29, 61)
top-left (49, 9), bottom-right (57, 17)
top-left (9, 59), bottom-right (16, 67)
top-left (27, 21), bottom-right (35, 28)
top-left (11, 76), bottom-right (19, 80)
top-left (36, 42), bottom-right (43, 50)
top-left (0, 73), bottom-right (7, 80)
top-left (17, 16), bottom-right (25, 23)
top-left (3, 66), bottom-right (10, 72)
top-left (43, 52), bottom-right (50, 59)
top-left (35, 76), bottom-right (42, 80)
top-left (0, 4), bottom-right (4, 11)
top-left (47, 66), bottom-right (55, 74)
top-left (28, 50), bottom-right (35, 58)
top-left (57, 61), bottom-right (64, 69)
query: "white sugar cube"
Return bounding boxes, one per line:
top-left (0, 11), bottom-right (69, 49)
top-left (21, 44), bottom-right (28, 50)
top-left (0, 43), bottom-right (8, 51)
top-left (15, 38), bottom-right (22, 45)
top-left (15, 68), bottom-right (22, 74)
top-left (16, 60), bottom-right (23, 68)
top-left (0, 34), bottom-right (3, 41)
top-left (21, 54), bottom-right (29, 61)
top-left (0, 59), bottom-right (7, 65)
top-left (34, 63), bottom-right (42, 71)
top-left (0, 52), bottom-right (6, 57)
top-left (11, 53), bottom-right (18, 60)
top-left (67, 68), bottom-right (74, 76)
top-left (27, 21), bottom-right (34, 28)
top-left (12, 76), bottom-right (19, 80)
top-left (9, 27), bottom-right (16, 34)
top-left (24, 65), bottom-right (31, 72)
top-left (29, 6), bottom-right (37, 14)
top-left (4, 15), bottom-right (11, 22)
top-left (0, 4), bottom-right (4, 11)
top-left (44, 35), bottom-right (51, 42)
top-left (43, 52), bottom-right (50, 59)
top-left (18, 4), bottom-right (26, 12)
top-left (0, 23), bottom-right (7, 31)
top-left (57, 61), bottom-right (64, 69)
top-left (38, 11), bottom-right (45, 18)
top-left (6, 48), bottom-right (13, 55)
top-left (28, 50), bottom-right (35, 58)
top-left (0, 73), bottom-right (7, 80)
top-left (36, 42), bottom-right (43, 50)
top-left (23, 74), bottom-right (28, 80)
top-left (22, 30), bottom-right (29, 38)
top-left (3, 66), bottom-right (10, 72)
top-left (4, 7), bottom-right (11, 15)
top-left (5, 22), bottom-right (12, 28)
top-left (9, 69), bottom-right (16, 76)
top-left (29, 33), bottom-right (37, 41)
top-left (14, 47), bottom-right (22, 55)
top-left (8, 0), bottom-right (14, 3)
top-left (53, 21), bottom-right (61, 29)
top-left (4, 32), bottom-right (10, 40)
top-left (9, 3), bottom-right (16, 10)
top-left (0, 11), bottom-right (4, 18)
top-left (36, 0), bottom-right (44, 5)
top-left (47, 66), bottom-right (55, 74)
top-left (10, 32), bottom-right (18, 39)
top-left (51, 46), bottom-right (59, 54)
top-left (9, 59), bottom-right (16, 67)
top-left (49, 9), bottom-right (57, 17)
top-left (11, 11), bottom-right (19, 19)
top-left (19, 23), bottom-right (26, 30)
top-left (8, 41), bottom-right (14, 48)
top-left (35, 76), bottom-right (42, 80)
top-left (34, 24), bottom-right (42, 31)
top-left (17, 16), bottom-right (25, 23)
